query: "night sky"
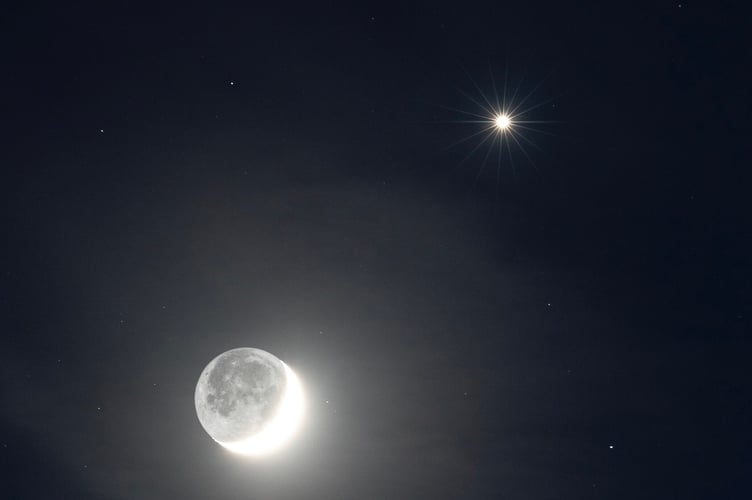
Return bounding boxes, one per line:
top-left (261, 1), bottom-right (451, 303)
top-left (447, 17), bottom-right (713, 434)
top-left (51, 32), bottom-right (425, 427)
top-left (2, 2), bottom-right (751, 499)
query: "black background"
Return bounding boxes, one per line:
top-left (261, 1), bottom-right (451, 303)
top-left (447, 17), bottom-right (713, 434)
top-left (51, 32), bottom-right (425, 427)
top-left (2, 2), bottom-right (750, 499)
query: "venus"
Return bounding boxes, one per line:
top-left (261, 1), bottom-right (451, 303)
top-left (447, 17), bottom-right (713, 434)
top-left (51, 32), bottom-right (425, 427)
top-left (494, 113), bottom-right (511, 130)
top-left (194, 348), bottom-right (305, 456)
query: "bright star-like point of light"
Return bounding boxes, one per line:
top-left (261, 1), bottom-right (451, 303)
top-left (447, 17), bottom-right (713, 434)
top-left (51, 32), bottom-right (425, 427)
top-left (494, 114), bottom-right (511, 130)
top-left (442, 65), bottom-right (558, 182)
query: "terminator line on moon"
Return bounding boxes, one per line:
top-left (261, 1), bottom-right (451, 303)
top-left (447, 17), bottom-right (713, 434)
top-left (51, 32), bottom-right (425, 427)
top-left (194, 347), bottom-right (305, 456)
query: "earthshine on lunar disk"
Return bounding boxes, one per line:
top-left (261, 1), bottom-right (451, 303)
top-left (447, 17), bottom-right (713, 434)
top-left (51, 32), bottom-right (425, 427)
top-left (194, 348), bottom-right (305, 456)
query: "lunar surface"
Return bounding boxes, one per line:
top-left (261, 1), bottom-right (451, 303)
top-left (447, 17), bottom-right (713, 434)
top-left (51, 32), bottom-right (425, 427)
top-left (194, 347), bottom-right (304, 456)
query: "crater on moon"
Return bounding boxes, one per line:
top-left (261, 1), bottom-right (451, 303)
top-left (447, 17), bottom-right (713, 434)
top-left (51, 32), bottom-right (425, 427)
top-left (195, 348), bottom-right (287, 444)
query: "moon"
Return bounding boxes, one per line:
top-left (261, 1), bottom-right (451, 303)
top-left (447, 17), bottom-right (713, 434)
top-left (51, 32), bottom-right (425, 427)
top-left (194, 347), bottom-right (305, 456)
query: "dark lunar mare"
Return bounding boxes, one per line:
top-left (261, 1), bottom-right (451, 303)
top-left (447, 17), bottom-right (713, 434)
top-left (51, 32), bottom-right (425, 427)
top-left (207, 351), bottom-right (281, 418)
top-left (195, 348), bottom-right (287, 443)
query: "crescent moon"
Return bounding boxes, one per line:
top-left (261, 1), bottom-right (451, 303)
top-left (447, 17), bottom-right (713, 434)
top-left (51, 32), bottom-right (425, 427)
top-left (216, 362), bottom-right (305, 456)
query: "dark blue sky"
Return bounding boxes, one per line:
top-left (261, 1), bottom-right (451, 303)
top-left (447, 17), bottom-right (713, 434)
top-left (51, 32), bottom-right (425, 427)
top-left (2, 2), bottom-right (750, 499)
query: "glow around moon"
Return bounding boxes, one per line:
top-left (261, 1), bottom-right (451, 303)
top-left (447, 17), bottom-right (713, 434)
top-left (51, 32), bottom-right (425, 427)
top-left (194, 348), bottom-right (305, 457)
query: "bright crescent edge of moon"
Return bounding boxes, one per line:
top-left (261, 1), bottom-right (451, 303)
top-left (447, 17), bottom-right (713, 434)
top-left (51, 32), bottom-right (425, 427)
top-left (216, 362), bottom-right (306, 456)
